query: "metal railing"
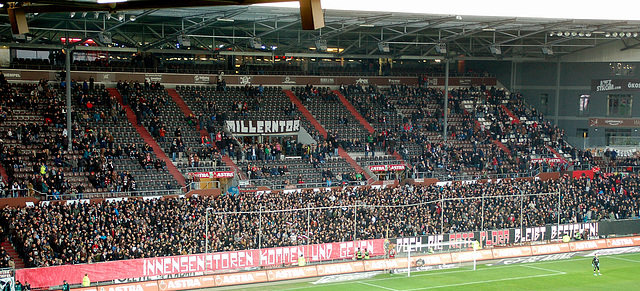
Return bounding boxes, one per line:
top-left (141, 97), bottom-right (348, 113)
top-left (566, 136), bottom-right (640, 150)
top-left (238, 178), bottom-right (367, 191)
top-left (180, 166), bottom-right (232, 173)
top-left (360, 160), bottom-right (405, 166)
top-left (25, 182), bottom-right (217, 201)
top-left (411, 169), bottom-right (541, 181)
top-left (45, 189), bottom-right (182, 201)
top-left (187, 181), bottom-right (221, 191)
top-left (601, 165), bottom-right (640, 174)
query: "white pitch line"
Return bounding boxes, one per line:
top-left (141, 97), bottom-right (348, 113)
top-left (615, 252), bottom-right (640, 259)
top-left (280, 258), bottom-right (594, 290)
top-left (608, 256), bottom-right (640, 263)
top-left (360, 281), bottom-right (400, 291)
top-left (403, 272), bottom-right (565, 290)
top-left (521, 264), bottom-right (566, 274)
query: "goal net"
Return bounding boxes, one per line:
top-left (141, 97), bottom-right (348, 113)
top-left (392, 240), bottom-right (479, 276)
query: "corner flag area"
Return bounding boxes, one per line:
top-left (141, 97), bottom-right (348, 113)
top-left (230, 252), bottom-right (640, 290)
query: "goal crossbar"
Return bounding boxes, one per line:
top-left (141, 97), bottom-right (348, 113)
top-left (401, 240), bottom-right (478, 277)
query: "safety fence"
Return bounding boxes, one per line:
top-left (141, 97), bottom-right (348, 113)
top-left (16, 218), bottom-right (640, 289)
top-left (60, 235), bottom-right (640, 291)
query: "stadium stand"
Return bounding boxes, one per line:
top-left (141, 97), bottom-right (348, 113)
top-left (73, 83), bottom-right (180, 193)
top-left (293, 85), bottom-right (370, 153)
top-left (176, 85), bottom-right (364, 188)
top-left (3, 172), bottom-right (639, 268)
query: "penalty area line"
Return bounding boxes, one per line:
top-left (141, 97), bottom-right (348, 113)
top-left (608, 256), bottom-right (640, 263)
top-left (521, 264), bottom-right (566, 274)
top-left (403, 272), bottom-right (565, 290)
top-left (360, 281), bottom-right (400, 291)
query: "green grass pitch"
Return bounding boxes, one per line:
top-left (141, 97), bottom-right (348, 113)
top-left (231, 252), bottom-right (640, 290)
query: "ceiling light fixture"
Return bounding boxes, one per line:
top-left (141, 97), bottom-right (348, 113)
top-left (489, 45), bottom-right (501, 55)
top-left (605, 32), bottom-right (611, 37)
top-left (585, 32), bottom-right (592, 37)
top-left (612, 32), bottom-right (618, 37)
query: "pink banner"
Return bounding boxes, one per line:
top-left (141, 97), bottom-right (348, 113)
top-left (16, 239), bottom-right (384, 289)
top-left (191, 172), bottom-right (210, 178)
top-left (211, 171), bottom-right (234, 178)
top-left (190, 171), bottom-right (234, 178)
top-left (368, 164), bottom-right (405, 172)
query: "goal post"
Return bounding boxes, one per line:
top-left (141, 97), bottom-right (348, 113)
top-left (395, 239), bottom-right (479, 276)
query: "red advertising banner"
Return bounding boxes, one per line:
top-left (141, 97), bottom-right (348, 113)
top-left (211, 171), bottom-right (234, 178)
top-left (190, 171), bottom-right (234, 179)
top-left (364, 258), bottom-right (404, 271)
top-left (450, 249), bottom-right (493, 263)
top-left (530, 243), bottom-right (571, 255)
top-left (388, 164), bottom-right (406, 171)
top-left (98, 282), bottom-right (159, 291)
top-left (316, 262), bottom-right (364, 276)
top-left (418, 253), bottom-right (454, 265)
top-left (64, 235), bottom-right (640, 290)
top-left (491, 246), bottom-right (532, 259)
top-left (157, 276), bottom-right (215, 291)
top-left (368, 164), bottom-right (405, 172)
top-left (369, 165), bottom-right (386, 172)
top-left (17, 239), bottom-right (384, 288)
top-left (259, 239), bottom-right (384, 267)
top-left (191, 172), bottom-right (210, 178)
top-left (605, 237), bottom-right (640, 248)
top-left (266, 266), bottom-right (318, 281)
top-left (568, 239), bottom-right (608, 252)
top-left (213, 271), bottom-right (268, 287)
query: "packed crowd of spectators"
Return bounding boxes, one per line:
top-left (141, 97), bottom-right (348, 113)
top-left (0, 214), bottom-right (14, 268)
top-left (2, 171), bottom-right (638, 267)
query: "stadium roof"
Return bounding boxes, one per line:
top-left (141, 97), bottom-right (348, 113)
top-left (2, 0), bottom-right (640, 60)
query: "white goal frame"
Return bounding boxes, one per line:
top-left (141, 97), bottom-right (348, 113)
top-left (404, 240), bottom-right (477, 277)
